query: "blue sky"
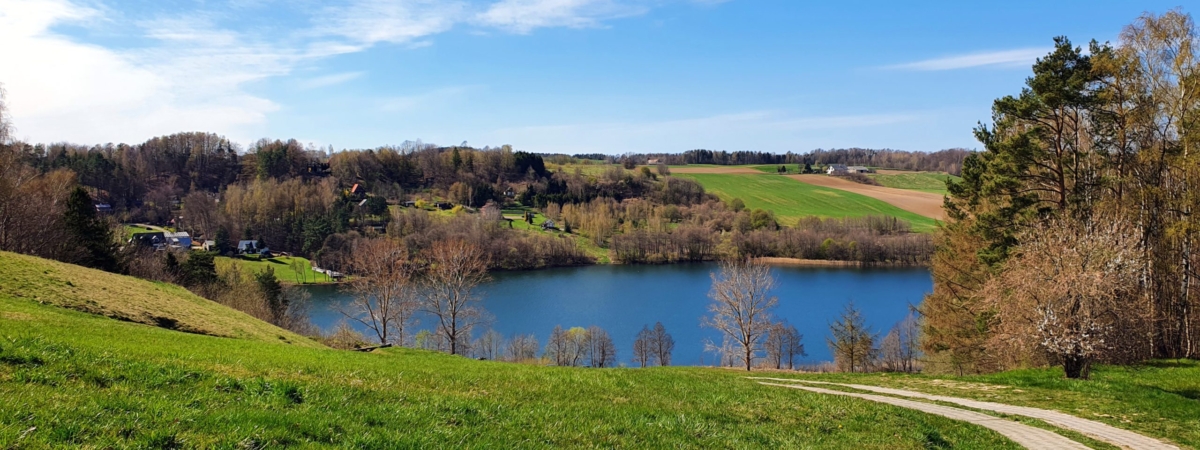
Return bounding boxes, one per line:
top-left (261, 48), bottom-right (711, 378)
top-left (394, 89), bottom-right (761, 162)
top-left (0, 0), bottom-right (1188, 154)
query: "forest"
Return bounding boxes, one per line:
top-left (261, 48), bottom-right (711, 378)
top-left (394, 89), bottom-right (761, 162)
top-left (921, 10), bottom-right (1200, 379)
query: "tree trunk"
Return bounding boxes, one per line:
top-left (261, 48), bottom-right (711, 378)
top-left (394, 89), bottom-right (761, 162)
top-left (1062, 355), bottom-right (1091, 379)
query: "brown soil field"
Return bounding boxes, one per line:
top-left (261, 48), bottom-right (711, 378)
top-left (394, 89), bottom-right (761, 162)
top-left (786, 174), bottom-right (947, 220)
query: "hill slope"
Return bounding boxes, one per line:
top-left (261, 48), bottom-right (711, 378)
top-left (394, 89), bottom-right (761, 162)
top-left (0, 251), bottom-right (320, 347)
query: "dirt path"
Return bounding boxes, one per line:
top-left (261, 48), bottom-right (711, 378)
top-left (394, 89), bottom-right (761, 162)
top-left (756, 379), bottom-right (1179, 450)
top-left (757, 382), bottom-right (1088, 449)
top-left (786, 174), bottom-right (947, 220)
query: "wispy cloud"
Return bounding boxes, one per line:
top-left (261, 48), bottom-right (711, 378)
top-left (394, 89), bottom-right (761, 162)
top-left (885, 48), bottom-right (1050, 71)
top-left (378, 86), bottom-right (478, 112)
top-left (475, 0), bottom-right (647, 34)
top-left (299, 72), bottom-right (365, 89)
top-left (320, 0), bottom-right (467, 47)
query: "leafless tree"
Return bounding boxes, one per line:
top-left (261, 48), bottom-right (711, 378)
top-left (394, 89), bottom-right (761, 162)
top-left (474, 329), bottom-right (505, 360)
top-left (650, 322), bottom-right (674, 366)
top-left (879, 313), bottom-right (920, 373)
top-left (0, 82), bottom-right (12, 144)
top-left (633, 326), bottom-right (653, 367)
top-left (703, 336), bottom-right (739, 367)
top-left (587, 325), bottom-right (618, 367)
top-left (829, 302), bottom-right (877, 373)
top-left (702, 258), bottom-right (778, 371)
top-left (506, 333), bottom-right (539, 362)
top-left (340, 237), bottom-right (419, 345)
top-left (763, 320), bottom-right (805, 370)
top-left (422, 239), bottom-right (490, 355)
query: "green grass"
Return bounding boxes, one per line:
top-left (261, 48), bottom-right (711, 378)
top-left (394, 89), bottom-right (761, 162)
top-left (215, 255), bottom-right (333, 285)
top-left (122, 224), bottom-right (157, 239)
top-left (762, 361), bottom-right (1200, 449)
top-left (675, 173), bottom-right (940, 232)
top-left (503, 208), bottom-right (611, 263)
top-left (0, 256), bottom-right (1016, 448)
top-left (868, 172), bottom-right (960, 195)
top-left (0, 251), bottom-right (318, 347)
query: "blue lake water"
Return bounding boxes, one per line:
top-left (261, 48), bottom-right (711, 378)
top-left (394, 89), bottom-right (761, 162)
top-left (303, 263), bottom-right (932, 365)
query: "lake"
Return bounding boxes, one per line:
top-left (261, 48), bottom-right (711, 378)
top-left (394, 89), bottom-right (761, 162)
top-left (303, 263), bottom-right (932, 365)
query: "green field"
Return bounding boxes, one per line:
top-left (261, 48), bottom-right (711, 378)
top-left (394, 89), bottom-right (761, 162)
top-left (215, 255), bottom-right (333, 284)
top-left (868, 172), bottom-right (960, 195)
top-left (675, 173), bottom-right (939, 232)
top-left (503, 208), bottom-right (611, 263)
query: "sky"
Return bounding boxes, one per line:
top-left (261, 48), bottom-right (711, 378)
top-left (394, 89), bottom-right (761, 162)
top-left (0, 0), bottom-right (1190, 154)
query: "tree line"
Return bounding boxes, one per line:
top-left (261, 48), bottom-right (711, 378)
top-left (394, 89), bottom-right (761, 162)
top-left (601, 148), bottom-right (970, 175)
top-left (921, 10), bottom-right (1200, 379)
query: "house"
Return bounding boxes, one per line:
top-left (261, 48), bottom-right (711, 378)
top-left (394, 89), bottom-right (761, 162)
top-left (435, 202), bottom-right (453, 210)
top-left (402, 200), bottom-right (417, 208)
top-left (647, 159), bottom-right (661, 165)
top-left (541, 219), bottom-right (557, 230)
top-left (202, 240), bottom-right (217, 251)
top-left (503, 187), bottom-right (516, 198)
top-left (94, 203), bottom-right (112, 214)
top-left (350, 183), bottom-right (361, 195)
top-left (826, 164), bottom-right (848, 175)
top-left (164, 231), bottom-right (192, 249)
top-left (358, 199), bottom-right (369, 207)
top-left (237, 240), bottom-right (260, 254)
top-left (847, 166), bottom-right (873, 174)
top-left (130, 232), bottom-right (166, 249)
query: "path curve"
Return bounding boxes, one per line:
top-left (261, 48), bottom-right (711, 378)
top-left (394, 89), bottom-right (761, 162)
top-left (786, 174), bottom-right (947, 220)
top-left (757, 382), bottom-right (1088, 449)
top-left (756, 378), bottom-right (1179, 450)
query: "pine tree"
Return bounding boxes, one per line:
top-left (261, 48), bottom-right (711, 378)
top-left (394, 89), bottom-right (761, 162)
top-left (63, 186), bottom-right (119, 272)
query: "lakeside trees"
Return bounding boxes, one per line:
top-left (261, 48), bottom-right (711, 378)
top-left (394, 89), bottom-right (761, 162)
top-left (828, 302), bottom-right (877, 373)
top-left (922, 11), bottom-right (1200, 378)
top-left (422, 240), bottom-right (491, 356)
top-left (341, 237), bottom-right (419, 345)
top-left (703, 259), bottom-right (779, 371)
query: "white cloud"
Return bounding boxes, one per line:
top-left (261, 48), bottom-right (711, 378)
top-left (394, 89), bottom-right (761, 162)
top-left (885, 48), bottom-right (1050, 71)
top-left (299, 72), bottom-right (365, 89)
top-left (475, 0), bottom-right (646, 33)
top-left (320, 0), bottom-right (467, 46)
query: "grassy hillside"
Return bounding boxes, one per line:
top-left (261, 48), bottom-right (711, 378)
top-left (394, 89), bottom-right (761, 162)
top-left (0, 251), bottom-right (319, 347)
top-left (868, 172), bottom-right (960, 195)
top-left (675, 173), bottom-right (939, 232)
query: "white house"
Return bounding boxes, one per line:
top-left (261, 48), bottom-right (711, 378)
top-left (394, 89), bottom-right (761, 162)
top-left (826, 164), bottom-right (848, 175)
top-left (164, 231), bottom-right (192, 248)
top-left (237, 240), bottom-right (260, 254)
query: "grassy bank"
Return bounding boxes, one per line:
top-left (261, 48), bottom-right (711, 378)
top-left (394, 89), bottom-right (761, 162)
top-left (675, 173), bottom-right (939, 232)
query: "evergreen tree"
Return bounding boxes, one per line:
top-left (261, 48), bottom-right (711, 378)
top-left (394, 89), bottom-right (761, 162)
top-left (62, 186), bottom-right (119, 272)
top-left (256, 266), bottom-right (287, 325)
top-left (180, 251), bottom-right (218, 287)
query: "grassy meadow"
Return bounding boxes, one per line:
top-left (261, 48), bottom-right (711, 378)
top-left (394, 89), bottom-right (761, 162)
top-left (215, 255), bottom-right (333, 285)
top-left (674, 172), bottom-right (939, 232)
top-left (868, 172), bottom-right (960, 195)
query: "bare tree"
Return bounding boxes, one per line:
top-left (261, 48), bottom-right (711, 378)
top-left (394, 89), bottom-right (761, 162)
top-left (828, 301), bottom-right (877, 373)
top-left (0, 82), bottom-right (11, 144)
top-left (340, 237), bottom-right (419, 345)
top-left (474, 329), bottom-right (505, 360)
top-left (506, 333), bottom-right (539, 362)
top-left (587, 325), bottom-right (618, 367)
top-left (880, 312), bottom-right (920, 373)
top-left (650, 322), bottom-right (674, 366)
top-left (633, 326), bottom-right (653, 367)
top-left (764, 320), bottom-right (805, 370)
top-left (702, 259), bottom-right (778, 371)
top-left (422, 240), bottom-right (490, 355)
